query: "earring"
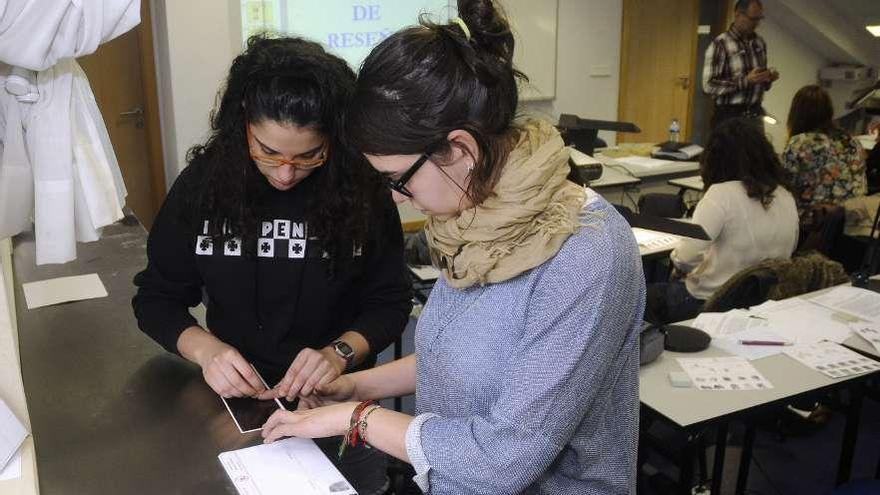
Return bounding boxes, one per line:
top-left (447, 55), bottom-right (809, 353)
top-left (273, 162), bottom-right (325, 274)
top-left (467, 162), bottom-right (475, 172)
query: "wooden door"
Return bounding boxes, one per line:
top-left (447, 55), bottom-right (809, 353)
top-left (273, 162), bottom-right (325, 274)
top-left (618, 0), bottom-right (700, 144)
top-left (78, 0), bottom-right (165, 229)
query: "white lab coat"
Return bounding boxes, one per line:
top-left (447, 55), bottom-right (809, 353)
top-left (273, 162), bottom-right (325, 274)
top-left (0, 1), bottom-right (138, 264)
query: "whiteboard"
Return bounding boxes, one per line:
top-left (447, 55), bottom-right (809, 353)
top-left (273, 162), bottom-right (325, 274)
top-left (233, 0), bottom-right (558, 101)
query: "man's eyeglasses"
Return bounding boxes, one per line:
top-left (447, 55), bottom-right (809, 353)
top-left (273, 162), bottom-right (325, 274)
top-left (246, 126), bottom-right (329, 170)
top-left (385, 151), bottom-right (434, 198)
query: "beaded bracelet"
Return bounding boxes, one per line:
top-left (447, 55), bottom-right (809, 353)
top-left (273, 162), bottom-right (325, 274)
top-left (357, 404), bottom-right (382, 448)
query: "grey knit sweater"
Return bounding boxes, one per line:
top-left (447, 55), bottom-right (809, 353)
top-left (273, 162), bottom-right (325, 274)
top-left (405, 193), bottom-right (645, 494)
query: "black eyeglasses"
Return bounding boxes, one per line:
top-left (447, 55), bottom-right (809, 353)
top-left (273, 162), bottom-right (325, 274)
top-left (385, 151), bottom-right (434, 198)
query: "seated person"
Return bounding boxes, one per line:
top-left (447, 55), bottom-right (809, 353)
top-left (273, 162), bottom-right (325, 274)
top-left (646, 118), bottom-right (799, 324)
top-left (782, 85), bottom-right (867, 212)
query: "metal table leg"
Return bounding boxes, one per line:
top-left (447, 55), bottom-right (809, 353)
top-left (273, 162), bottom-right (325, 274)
top-left (710, 423), bottom-right (729, 495)
top-left (735, 423), bottom-right (757, 495)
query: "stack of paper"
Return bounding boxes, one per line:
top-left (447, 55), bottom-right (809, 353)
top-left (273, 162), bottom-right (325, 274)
top-left (677, 356), bottom-right (773, 390)
top-left (784, 342), bottom-right (880, 379)
top-left (810, 286), bottom-right (880, 322)
top-left (219, 437), bottom-right (356, 495)
top-left (849, 322), bottom-right (880, 353)
top-left (612, 156), bottom-right (674, 171)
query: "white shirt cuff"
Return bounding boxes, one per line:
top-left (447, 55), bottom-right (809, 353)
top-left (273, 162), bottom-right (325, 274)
top-left (405, 413), bottom-right (440, 493)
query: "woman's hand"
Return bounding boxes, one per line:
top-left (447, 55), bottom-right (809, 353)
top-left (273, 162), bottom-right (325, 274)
top-left (258, 347), bottom-right (345, 401)
top-left (294, 375), bottom-right (360, 409)
top-left (195, 338), bottom-right (266, 398)
top-left (261, 402), bottom-right (358, 443)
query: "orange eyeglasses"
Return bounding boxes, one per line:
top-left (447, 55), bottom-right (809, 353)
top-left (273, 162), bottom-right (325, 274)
top-left (246, 126), bottom-right (329, 170)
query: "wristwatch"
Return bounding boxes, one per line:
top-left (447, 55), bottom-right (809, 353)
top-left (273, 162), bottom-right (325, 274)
top-left (331, 340), bottom-right (355, 370)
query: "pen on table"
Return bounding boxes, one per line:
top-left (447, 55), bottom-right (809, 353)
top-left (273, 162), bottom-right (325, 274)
top-left (738, 339), bottom-right (793, 346)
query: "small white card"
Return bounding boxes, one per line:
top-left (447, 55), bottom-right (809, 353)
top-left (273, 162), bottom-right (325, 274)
top-left (22, 273), bottom-right (107, 309)
top-left (219, 437), bottom-right (356, 495)
top-left (0, 398), bottom-right (28, 473)
top-left (409, 265), bottom-right (440, 281)
top-left (784, 342), bottom-right (880, 379)
top-left (677, 356), bottom-right (773, 390)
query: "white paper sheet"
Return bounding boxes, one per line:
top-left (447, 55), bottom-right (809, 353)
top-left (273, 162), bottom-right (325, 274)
top-left (0, 450), bottom-right (21, 481)
top-left (0, 398), bottom-right (27, 473)
top-left (613, 156), bottom-right (674, 170)
top-left (692, 311), bottom-right (788, 360)
top-left (810, 286), bottom-right (880, 323)
top-left (676, 356), bottom-right (773, 390)
top-left (219, 437), bottom-right (357, 495)
top-left (21, 273), bottom-right (107, 309)
top-left (783, 342), bottom-right (880, 379)
top-left (750, 298), bottom-right (852, 344)
top-left (631, 228), bottom-right (680, 250)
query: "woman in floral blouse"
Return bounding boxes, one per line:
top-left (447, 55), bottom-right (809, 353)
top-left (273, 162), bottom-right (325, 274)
top-left (782, 85), bottom-right (867, 212)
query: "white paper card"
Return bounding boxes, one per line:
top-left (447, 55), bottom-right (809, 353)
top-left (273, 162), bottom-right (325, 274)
top-left (219, 437), bottom-right (357, 495)
top-left (784, 341), bottom-right (880, 379)
top-left (22, 273), bottom-right (107, 309)
top-left (677, 356), bottom-right (773, 390)
top-left (0, 398), bottom-right (27, 472)
top-left (849, 322), bottom-right (880, 353)
top-left (0, 450), bottom-right (21, 481)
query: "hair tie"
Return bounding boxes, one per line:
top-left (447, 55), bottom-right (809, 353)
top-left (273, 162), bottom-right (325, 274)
top-left (451, 17), bottom-right (471, 41)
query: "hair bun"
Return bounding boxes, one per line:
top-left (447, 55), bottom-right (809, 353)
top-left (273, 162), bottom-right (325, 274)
top-left (456, 0), bottom-right (516, 67)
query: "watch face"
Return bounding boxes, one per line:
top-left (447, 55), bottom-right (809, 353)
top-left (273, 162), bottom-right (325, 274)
top-left (335, 341), bottom-right (354, 358)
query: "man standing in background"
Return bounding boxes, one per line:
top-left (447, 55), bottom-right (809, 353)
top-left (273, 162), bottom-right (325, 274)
top-left (703, 0), bottom-right (779, 130)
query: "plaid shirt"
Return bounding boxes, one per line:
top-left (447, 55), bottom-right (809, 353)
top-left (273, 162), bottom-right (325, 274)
top-left (702, 24), bottom-right (770, 107)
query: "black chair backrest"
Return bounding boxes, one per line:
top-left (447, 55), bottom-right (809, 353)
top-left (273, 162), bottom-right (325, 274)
top-left (798, 205), bottom-right (845, 257)
top-left (703, 269), bottom-right (778, 313)
top-left (638, 193), bottom-right (687, 219)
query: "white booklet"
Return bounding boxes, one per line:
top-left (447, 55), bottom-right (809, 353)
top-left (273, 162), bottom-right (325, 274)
top-left (219, 437), bottom-right (357, 495)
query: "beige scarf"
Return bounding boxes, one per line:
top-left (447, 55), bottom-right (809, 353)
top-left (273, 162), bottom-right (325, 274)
top-left (425, 119), bottom-right (586, 289)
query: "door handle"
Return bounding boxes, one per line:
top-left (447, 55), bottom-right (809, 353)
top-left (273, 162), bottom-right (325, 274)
top-left (120, 107), bottom-right (145, 128)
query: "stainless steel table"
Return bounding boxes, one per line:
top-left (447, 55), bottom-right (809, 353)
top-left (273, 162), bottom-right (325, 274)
top-left (13, 213), bottom-right (256, 494)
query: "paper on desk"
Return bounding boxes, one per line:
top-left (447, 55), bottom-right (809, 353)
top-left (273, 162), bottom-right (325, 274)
top-left (784, 341), bottom-right (880, 379)
top-left (0, 398), bottom-right (27, 474)
top-left (692, 311), bottom-right (787, 360)
top-left (613, 155), bottom-right (674, 170)
top-left (219, 437), bottom-right (356, 495)
top-left (750, 298), bottom-right (852, 344)
top-left (849, 322), bottom-right (880, 353)
top-left (0, 450), bottom-right (21, 481)
top-left (677, 356), bottom-right (773, 390)
top-left (810, 286), bottom-right (880, 323)
top-left (632, 228), bottom-right (680, 250)
top-left (409, 265), bottom-right (439, 281)
top-left (22, 273), bottom-right (107, 309)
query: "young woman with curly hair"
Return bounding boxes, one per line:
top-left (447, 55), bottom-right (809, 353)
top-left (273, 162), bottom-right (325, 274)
top-left (132, 35), bottom-right (412, 494)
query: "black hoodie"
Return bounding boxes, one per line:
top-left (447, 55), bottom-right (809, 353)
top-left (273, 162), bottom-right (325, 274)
top-left (132, 161), bottom-right (413, 384)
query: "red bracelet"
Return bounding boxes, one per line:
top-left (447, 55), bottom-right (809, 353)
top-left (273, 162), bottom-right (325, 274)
top-left (348, 400), bottom-right (375, 447)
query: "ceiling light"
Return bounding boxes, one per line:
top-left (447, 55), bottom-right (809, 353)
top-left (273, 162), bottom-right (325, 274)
top-left (867, 25), bottom-right (880, 37)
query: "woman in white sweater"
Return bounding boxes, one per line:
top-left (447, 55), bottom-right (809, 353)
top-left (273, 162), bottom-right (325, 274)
top-left (646, 118), bottom-right (799, 324)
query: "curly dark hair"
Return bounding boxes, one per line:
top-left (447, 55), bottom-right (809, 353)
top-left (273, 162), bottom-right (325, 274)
top-left (186, 35), bottom-right (382, 264)
top-left (700, 118), bottom-right (790, 209)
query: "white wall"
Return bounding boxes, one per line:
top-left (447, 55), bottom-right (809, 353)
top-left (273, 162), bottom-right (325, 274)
top-left (521, 0), bottom-right (623, 147)
top-left (152, 1), bottom-right (240, 186)
top-left (758, 16), bottom-right (829, 151)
